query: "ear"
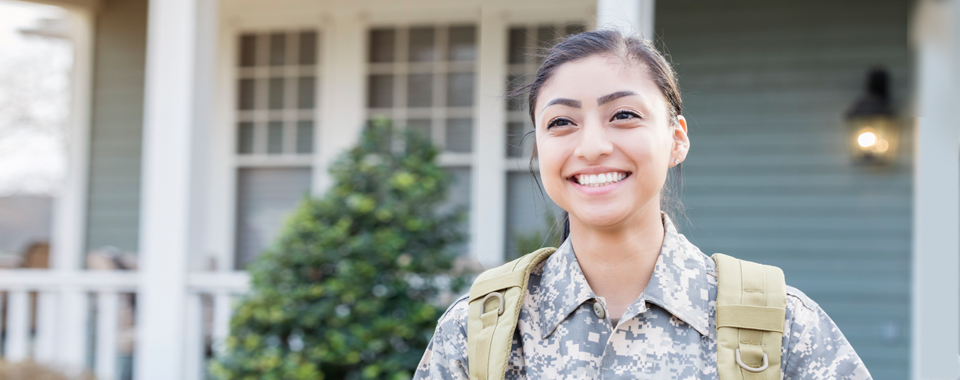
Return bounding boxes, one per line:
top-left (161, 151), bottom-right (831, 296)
top-left (670, 115), bottom-right (690, 167)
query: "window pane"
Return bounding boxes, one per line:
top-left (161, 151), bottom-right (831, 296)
top-left (235, 168), bottom-right (312, 269)
top-left (446, 72), bottom-right (474, 107)
top-left (409, 27), bottom-right (436, 62)
top-left (506, 122), bottom-right (532, 158)
top-left (536, 26), bottom-right (558, 49)
top-left (369, 29), bottom-right (395, 63)
top-left (267, 121), bottom-right (283, 154)
top-left (437, 167), bottom-right (471, 255)
top-left (407, 74), bottom-right (433, 108)
top-left (367, 75), bottom-right (394, 108)
top-left (269, 33), bottom-right (286, 66)
top-left (445, 118), bottom-right (472, 153)
top-left (407, 119), bottom-right (432, 140)
top-left (299, 31), bottom-right (317, 65)
top-left (269, 78), bottom-right (285, 109)
top-left (506, 73), bottom-right (524, 111)
top-left (296, 120), bottom-right (313, 154)
top-left (237, 122), bottom-right (255, 154)
top-left (239, 34), bottom-right (257, 67)
top-left (535, 26), bottom-right (557, 65)
top-left (448, 26), bottom-right (476, 61)
top-left (508, 28), bottom-right (527, 64)
top-left (238, 79), bottom-right (255, 110)
top-left (298, 77), bottom-right (315, 109)
top-left (505, 171), bottom-right (561, 259)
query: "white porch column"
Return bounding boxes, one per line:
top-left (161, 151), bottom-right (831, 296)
top-left (135, 0), bottom-right (217, 378)
top-left (910, 0), bottom-right (960, 379)
top-left (473, 7), bottom-right (509, 268)
top-left (315, 11), bottom-right (366, 194)
top-left (48, 6), bottom-right (95, 370)
top-left (596, 0), bottom-right (655, 39)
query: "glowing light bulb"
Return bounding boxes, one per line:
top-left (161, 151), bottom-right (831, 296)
top-left (858, 132), bottom-right (877, 147)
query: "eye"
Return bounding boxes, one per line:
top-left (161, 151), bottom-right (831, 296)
top-left (547, 118), bottom-right (574, 129)
top-left (612, 110), bottom-right (640, 121)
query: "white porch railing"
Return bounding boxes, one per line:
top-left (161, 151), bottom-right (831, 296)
top-left (0, 269), bottom-right (250, 380)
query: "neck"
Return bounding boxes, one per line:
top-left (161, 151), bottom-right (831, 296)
top-left (568, 206), bottom-right (665, 320)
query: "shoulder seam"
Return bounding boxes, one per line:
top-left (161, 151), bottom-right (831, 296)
top-left (444, 293), bottom-right (470, 333)
top-left (785, 287), bottom-right (819, 312)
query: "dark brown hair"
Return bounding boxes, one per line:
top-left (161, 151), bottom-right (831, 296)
top-left (511, 29), bottom-right (686, 242)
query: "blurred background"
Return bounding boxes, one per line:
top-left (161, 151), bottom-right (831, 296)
top-left (0, 0), bottom-right (957, 379)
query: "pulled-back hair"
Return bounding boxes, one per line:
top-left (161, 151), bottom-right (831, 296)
top-left (510, 29), bottom-right (686, 242)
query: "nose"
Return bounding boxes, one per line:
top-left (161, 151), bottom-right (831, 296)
top-left (574, 121), bottom-right (614, 162)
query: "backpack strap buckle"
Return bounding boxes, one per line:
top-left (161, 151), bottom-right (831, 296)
top-left (480, 292), bottom-right (504, 317)
top-left (735, 348), bottom-right (769, 372)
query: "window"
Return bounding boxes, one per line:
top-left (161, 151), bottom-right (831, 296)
top-left (503, 24), bottom-right (583, 258)
top-left (366, 25), bottom-right (477, 154)
top-left (234, 30), bottom-right (320, 268)
top-left (366, 25), bottom-right (478, 255)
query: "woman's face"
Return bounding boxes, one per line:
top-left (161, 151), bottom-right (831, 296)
top-left (534, 54), bottom-right (689, 231)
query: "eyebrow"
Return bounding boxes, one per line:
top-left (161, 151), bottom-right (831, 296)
top-left (542, 91), bottom-right (639, 113)
top-left (597, 91), bottom-right (638, 105)
top-left (544, 98), bottom-right (582, 109)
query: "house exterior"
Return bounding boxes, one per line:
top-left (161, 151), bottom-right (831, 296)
top-left (2, 0), bottom-right (958, 379)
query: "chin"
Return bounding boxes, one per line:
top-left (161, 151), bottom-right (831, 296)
top-left (573, 210), bottom-right (629, 229)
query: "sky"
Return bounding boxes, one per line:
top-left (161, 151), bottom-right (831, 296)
top-left (0, 0), bottom-right (70, 197)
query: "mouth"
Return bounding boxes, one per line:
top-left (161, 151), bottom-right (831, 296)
top-left (568, 171), bottom-right (631, 187)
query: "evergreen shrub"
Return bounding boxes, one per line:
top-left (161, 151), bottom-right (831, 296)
top-left (212, 122), bottom-right (469, 380)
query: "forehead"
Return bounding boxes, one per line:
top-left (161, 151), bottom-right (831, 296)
top-left (538, 54), bottom-right (662, 109)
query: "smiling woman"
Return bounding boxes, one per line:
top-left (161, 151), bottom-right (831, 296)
top-left (414, 30), bottom-right (872, 380)
top-left (532, 51), bottom-right (689, 323)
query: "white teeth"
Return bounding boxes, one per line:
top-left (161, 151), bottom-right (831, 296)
top-left (575, 172), bottom-right (627, 187)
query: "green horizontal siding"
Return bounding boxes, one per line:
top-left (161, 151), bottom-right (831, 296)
top-left (85, 0), bottom-right (147, 254)
top-left (657, 0), bottom-right (912, 378)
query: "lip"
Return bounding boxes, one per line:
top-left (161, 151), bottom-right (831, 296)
top-left (566, 166), bottom-right (628, 177)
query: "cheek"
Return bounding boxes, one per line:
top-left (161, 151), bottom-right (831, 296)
top-left (620, 126), bottom-right (671, 160)
top-left (535, 136), bottom-right (568, 197)
top-left (614, 130), bottom-right (672, 184)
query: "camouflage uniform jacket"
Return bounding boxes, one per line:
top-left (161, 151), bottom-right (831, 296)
top-left (414, 214), bottom-right (873, 379)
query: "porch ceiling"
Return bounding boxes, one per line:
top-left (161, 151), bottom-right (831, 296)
top-left (18, 0), bottom-right (100, 11)
top-left (221, 0), bottom-right (597, 26)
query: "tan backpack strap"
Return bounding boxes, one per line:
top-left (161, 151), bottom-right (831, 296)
top-left (467, 247), bottom-right (556, 380)
top-left (712, 253), bottom-right (786, 380)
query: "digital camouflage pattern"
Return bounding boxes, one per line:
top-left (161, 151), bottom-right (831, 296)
top-left (414, 214), bottom-right (872, 379)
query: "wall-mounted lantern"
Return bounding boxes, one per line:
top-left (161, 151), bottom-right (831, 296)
top-left (846, 68), bottom-right (899, 164)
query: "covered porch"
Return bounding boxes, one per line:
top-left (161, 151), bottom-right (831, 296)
top-left (0, 0), bottom-right (957, 379)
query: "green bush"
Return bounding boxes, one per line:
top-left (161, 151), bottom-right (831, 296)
top-left (212, 122), bottom-right (469, 380)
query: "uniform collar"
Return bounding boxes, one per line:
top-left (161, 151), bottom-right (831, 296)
top-left (537, 213), bottom-right (713, 339)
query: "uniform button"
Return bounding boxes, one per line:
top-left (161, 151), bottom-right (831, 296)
top-left (593, 302), bottom-right (605, 319)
